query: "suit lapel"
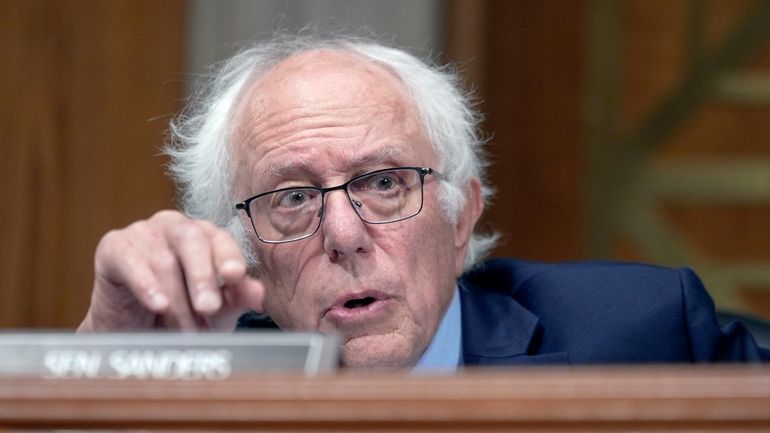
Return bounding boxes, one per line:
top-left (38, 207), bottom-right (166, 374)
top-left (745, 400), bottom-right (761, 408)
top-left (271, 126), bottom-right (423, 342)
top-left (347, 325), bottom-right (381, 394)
top-left (459, 276), bottom-right (570, 366)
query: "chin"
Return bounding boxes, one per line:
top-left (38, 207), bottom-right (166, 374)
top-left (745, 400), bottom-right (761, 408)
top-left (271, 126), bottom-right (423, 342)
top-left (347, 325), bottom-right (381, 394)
top-left (339, 334), bottom-right (419, 369)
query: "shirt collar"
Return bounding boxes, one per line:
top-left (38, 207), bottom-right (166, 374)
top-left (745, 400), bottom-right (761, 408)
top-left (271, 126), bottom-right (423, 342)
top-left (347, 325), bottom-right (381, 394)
top-left (412, 286), bottom-right (462, 372)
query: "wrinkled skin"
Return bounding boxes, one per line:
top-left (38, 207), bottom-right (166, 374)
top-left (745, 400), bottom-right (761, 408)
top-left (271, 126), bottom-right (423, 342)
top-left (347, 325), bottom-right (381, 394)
top-left (80, 49), bottom-right (483, 368)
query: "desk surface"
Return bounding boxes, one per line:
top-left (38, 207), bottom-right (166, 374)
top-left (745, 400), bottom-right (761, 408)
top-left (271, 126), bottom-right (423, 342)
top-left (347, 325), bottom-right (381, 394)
top-left (2, 366), bottom-right (770, 432)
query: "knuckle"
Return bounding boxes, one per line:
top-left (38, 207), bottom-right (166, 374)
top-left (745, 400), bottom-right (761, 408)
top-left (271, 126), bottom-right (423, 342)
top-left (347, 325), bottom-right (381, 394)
top-left (172, 221), bottom-right (206, 244)
top-left (95, 229), bottom-right (130, 259)
top-left (211, 228), bottom-right (237, 247)
top-left (123, 219), bottom-right (154, 239)
top-left (185, 261), bottom-right (213, 281)
top-left (149, 250), bottom-right (178, 273)
top-left (97, 229), bottom-right (122, 248)
top-left (197, 219), bottom-right (218, 232)
top-left (152, 209), bottom-right (183, 221)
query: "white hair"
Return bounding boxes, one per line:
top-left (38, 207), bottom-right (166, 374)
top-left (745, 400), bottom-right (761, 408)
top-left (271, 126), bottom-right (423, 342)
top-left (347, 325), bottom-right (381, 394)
top-left (166, 35), bottom-right (498, 271)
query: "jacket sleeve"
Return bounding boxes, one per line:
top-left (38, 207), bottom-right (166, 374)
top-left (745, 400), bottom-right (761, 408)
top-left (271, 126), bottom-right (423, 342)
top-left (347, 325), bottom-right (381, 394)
top-left (680, 268), bottom-right (770, 362)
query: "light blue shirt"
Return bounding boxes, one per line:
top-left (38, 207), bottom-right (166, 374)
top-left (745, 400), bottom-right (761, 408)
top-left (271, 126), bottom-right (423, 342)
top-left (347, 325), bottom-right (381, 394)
top-left (413, 286), bottom-right (462, 372)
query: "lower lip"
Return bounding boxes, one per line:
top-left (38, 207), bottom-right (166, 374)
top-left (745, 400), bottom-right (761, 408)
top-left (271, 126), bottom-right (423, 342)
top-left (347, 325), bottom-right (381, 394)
top-left (324, 298), bottom-right (395, 329)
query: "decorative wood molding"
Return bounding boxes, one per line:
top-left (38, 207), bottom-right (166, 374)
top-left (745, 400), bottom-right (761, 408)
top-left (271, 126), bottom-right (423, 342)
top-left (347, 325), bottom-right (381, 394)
top-left (2, 366), bottom-right (769, 431)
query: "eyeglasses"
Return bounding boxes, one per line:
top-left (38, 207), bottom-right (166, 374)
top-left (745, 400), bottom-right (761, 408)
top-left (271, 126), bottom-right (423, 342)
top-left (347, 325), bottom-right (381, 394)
top-left (235, 167), bottom-right (442, 244)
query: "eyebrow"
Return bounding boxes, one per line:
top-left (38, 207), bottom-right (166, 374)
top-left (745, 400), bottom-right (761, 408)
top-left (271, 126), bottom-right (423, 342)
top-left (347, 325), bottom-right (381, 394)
top-left (333, 146), bottom-right (396, 173)
top-left (266, 161), bottom-right (310, 180)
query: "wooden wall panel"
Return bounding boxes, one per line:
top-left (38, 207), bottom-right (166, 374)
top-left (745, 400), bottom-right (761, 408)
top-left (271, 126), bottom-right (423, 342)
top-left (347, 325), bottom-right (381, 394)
top-left (446, 0), bottom-right (585, 261)
top-left (613, 0), bottom-right (770, 315)
top-left (445, 1), bottom-right (770, 317)
top-left (0, 0), bottom-right (184, 328)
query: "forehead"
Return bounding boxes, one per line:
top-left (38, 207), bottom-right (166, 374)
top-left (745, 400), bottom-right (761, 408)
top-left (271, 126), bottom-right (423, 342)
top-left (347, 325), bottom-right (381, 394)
top-left (229, 50), bottom-right (432, 181)
top-left (250, 50), bottom-right (409, 112)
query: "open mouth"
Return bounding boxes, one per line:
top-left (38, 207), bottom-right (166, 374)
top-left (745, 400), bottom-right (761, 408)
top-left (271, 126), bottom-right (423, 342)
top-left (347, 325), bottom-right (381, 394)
top-left (343, 296), bottom-right (377, 309)
top-left (324, 291), bottom-right (392, 327)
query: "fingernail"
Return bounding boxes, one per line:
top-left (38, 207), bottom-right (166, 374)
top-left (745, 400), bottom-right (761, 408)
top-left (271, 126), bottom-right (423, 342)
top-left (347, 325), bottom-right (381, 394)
top-left (220, 259), bottom-right (245, 276)
top-left (149, 292), bottom-right (169, 310)
top-left (196, 291), bottom-right (222, 313)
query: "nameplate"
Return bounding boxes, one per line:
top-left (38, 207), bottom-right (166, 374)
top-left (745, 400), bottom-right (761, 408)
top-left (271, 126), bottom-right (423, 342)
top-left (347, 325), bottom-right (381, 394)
top-left (0, 332), bottom-right (339, 379)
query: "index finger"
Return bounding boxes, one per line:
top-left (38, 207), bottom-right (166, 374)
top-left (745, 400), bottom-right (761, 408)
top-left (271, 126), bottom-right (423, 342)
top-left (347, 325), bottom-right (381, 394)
top-left (198, 221), bottom-right (251, 285)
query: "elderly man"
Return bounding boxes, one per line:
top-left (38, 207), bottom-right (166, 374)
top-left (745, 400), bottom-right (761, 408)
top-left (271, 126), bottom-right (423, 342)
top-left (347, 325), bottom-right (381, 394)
top-left (79, 36), bottom-right (769, 367)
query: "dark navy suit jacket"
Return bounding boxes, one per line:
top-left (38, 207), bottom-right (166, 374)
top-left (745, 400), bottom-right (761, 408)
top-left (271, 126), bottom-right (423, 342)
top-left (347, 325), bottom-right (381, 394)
top-left (460, 258), bottom-right (770, 365)
top-left (238, 258), bottom-right (770, 364)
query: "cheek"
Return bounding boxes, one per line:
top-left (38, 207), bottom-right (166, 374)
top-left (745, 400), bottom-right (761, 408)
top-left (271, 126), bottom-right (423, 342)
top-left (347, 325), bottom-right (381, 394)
top-left (254, 247), bottom-right (299, 322)
top-left (410, 207), bottom-right (456, 267)
top-left (255, 238), bottom-right (310, 288)
top-left (261, 281), bottom-right (318, 331)
top-left (255, 241), bottom-right (323, 329)
top-left (394, 211), bottom-right (457, 310)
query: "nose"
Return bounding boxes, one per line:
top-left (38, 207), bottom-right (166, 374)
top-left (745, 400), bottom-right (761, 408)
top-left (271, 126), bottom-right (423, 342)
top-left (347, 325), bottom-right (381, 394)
top-left (321, 190), bottom-right (371, 262)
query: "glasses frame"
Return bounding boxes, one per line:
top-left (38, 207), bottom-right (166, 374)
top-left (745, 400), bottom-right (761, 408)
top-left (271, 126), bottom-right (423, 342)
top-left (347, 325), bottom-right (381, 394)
top-left (235, 166), bottom-right (441, 244)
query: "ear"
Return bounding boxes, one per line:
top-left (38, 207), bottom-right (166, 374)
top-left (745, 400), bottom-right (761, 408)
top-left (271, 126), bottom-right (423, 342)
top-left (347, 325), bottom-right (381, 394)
top-left (453, 177), bottom-right (484, 276)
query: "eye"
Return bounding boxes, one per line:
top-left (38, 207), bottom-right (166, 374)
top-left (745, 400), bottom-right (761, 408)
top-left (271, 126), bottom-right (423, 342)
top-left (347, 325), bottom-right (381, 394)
top-left (349, 169), bottom-right (411, 196)
top-left (275, 189), bottom-right (314, 209)
top-left (368, 174), bottom-right (398, 191)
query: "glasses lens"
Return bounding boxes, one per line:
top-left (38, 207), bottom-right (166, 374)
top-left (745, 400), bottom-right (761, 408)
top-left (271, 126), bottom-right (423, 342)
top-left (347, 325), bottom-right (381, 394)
top-left (249, 188), bottom-right (322, 242)
top-left (348, 168), bottom-right (423, 223)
